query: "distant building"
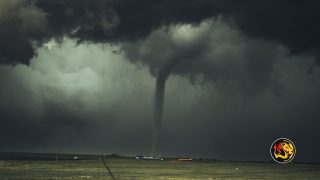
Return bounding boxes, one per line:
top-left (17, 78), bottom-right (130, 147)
top-left (135, 155), bottom-right (163, 160)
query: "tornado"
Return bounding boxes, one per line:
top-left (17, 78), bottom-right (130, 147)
top-left (151, 58), bottom-right (181, 156)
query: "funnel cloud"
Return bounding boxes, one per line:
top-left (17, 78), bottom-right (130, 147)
top-left (152, 58), bottom-right (182, 155)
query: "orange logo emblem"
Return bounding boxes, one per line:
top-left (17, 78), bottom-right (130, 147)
top-left (270, 138), bottom-right (296, 163)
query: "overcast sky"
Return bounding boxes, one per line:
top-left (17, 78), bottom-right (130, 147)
top-left (0, 0), bottom-right (320, 162)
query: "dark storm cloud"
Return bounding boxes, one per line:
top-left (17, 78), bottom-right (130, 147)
top-left (36, 0), bottom-right (320, 57)
top-left (123, 20), bottom-right (287, 95)
top-left (36, 0), bottom-right (218, 41)
top-left (2, 0), bottom-right (320, 64)
top-left (215, 0), bottom-right (320, 56)
top-left (0, 0), bottom-right (48, 65)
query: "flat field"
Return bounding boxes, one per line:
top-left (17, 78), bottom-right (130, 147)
top-left (1, 158), bottom-right (320, 179)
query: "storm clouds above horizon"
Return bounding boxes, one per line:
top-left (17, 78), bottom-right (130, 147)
top-left (1, 0), bottom-right (320, 162)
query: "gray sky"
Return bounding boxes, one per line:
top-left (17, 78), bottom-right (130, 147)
top-left (0, 0), bottom-right (320, 162)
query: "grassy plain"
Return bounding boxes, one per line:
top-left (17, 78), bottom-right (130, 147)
top-left (1, 158), bottom-right (320, 179)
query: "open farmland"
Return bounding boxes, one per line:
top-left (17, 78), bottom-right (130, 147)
top-left (1, 158), bottom-right (320, 179)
